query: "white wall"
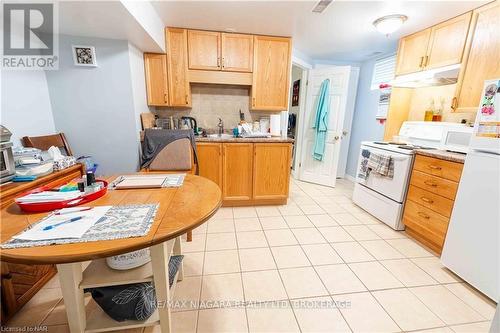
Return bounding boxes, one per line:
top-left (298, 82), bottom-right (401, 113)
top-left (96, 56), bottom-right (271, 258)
top-left (1, 71), bottom-right (56, 146)
top-left (45, 35), bottom-right (141, 176)
top-left (128, 42), bottom-right (155, 138)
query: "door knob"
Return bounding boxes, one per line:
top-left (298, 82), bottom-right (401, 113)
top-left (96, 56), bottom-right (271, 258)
top-left (334, 136), bottom-right (340, 140)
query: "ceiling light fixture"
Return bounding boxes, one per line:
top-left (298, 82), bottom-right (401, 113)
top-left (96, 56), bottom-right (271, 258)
top-left (373, 14), bottom-right (408, 36)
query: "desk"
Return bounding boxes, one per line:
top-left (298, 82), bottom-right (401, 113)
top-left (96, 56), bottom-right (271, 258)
top-left (0, 174), bottom-right (222, 332)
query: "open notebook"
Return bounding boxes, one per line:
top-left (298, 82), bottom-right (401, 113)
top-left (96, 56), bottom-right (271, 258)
top-left (110, 174), bottom-right (185, 189)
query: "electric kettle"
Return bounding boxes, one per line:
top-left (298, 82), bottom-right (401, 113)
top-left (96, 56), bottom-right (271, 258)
top-left (181, 116), bottom-right (198, 135)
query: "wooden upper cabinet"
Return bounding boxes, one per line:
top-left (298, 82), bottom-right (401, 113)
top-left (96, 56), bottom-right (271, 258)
top-left (395, 29), bottom-right (431, 75)
top-left (166, 28), bottom-right (191, 107)
top-left (396, 12), bottom-right (472, 76)
top-left (222, 143), bottom-right (253, 201)
top-left (252, 35), bottom-right (292, 111)
top-left (197, 142), bottom-right (223, 188)
top-left (144, 53), bottom-right (168, 106)
top-left (187, 30), bottom-right (221, 71)
top-left (253, 143), bottom-right (291, 200)
top-left (454, 2), bottom-right (500, 113)
top-left (426, 12), bottom-right (472, 70)
top-left (221, 33), bottom-right (253, 72)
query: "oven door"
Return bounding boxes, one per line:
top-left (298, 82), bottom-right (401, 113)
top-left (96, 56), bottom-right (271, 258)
top-left (355, 145), bottom-right (413, 203)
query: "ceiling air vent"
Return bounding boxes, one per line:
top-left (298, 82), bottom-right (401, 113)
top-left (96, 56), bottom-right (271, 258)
top-left (312, 0), bottom-right (333, 13)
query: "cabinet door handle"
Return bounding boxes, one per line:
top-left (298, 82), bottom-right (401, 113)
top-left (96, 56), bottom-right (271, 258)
top-left (419, 56), bottom-right (424, 68)
top-left (222, 57), bottom-right (225, 69)
top-left (252, 97), bottom-right (256, 107)
top-left (185, 94), bottom-right (189, 105)
top-left (217, 57), bottom-right (221, 68)
top-left (424, 55), bottom-right (429, 67)
top-left (418, 212), bottom-right (431, 219)
top-left (420, 197), bottom-right (434, 204)
top-left (451, 97), bottom-right (458, 111)
top-left (424, 180), bottom-right (438, 187)
top-left (164, 93), bottom-right (168, 103)
top-left (428, 164), bottom-right (442, 170)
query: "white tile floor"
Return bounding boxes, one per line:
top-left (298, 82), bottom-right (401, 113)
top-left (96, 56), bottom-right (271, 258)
top-left (5, 178), bottom-right (496, 333)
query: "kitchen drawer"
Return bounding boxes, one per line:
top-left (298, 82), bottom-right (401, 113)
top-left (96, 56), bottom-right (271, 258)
top-left (413, 155), bottom-right (463, 182)
top-left (403, 215), bottom-right (446, 252)
top-left (404, 200), bottom-right (449, 235)
top-left (410, 170), bottom-right (458, 200)
top-left (407, 185), bottom-right (454, 218)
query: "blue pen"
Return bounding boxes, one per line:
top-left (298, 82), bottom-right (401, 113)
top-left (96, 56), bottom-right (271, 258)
top-left (43, 216), bottom-right (83, 231)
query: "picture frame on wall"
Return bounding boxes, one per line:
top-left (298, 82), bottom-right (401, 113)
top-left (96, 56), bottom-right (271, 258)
top-left (292, 79), bottom-right (300, 106)
top-left (72, 45), bottom-right (97, 67)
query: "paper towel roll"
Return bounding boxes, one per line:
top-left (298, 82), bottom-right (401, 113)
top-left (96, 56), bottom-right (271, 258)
top-left (270, 114), bottom-right (281, 137)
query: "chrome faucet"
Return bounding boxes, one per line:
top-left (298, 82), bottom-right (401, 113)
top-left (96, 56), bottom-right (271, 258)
top-left (217, 118), bottom-right (224, 136)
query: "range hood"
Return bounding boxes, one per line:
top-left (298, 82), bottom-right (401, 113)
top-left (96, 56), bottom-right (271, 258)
top-left (391, 64), bottom-right (460, 88)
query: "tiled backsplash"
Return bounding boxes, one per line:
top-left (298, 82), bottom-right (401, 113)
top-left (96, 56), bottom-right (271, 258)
top-left (155, 84), bottom-right (276, 131)
top-left (407, 84), bottom-right (476, 124)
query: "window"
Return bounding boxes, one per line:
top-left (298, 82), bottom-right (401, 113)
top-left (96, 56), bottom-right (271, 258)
top-left (371, 55), bottom-right (396, 90)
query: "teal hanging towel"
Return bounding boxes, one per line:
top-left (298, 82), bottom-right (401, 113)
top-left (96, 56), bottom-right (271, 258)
top-left (312, 79), bottom-right (330, 161)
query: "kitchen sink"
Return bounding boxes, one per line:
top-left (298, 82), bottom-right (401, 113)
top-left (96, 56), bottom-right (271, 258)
top-left (208, 134), bottom-right (234, 139)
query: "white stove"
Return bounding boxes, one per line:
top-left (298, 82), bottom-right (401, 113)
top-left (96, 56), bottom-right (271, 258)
top-left (353, 121), bottom-right (472, 230)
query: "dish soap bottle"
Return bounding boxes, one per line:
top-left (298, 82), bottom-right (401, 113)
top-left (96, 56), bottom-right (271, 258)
top-left (424, 99), bottom-right (435, 121)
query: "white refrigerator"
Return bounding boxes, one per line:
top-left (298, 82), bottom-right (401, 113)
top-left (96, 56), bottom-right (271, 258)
top-left (441, 79), bottom-right (500, 302)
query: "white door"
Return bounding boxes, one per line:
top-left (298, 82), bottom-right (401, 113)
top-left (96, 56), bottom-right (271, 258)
top-left (299, 67), bottom-right (352, 187)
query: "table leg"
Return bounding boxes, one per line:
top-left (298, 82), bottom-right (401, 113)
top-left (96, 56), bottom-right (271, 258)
top-left (150, 242), bottom-right (172, 333)
top-left (56, 262), bottom-right (85, 333)
top-left (173, 236), bottom-right (184, 281)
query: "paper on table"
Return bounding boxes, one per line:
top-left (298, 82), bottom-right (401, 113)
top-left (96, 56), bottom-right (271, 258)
top-left (13, 206), bottom-right (111, 241)
top-left (15, 191), bottom-right (81, 203)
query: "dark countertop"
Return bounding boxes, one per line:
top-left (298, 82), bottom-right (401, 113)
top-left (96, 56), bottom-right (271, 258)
top-left (195, 136), bottom-right (294, 143)
top-left (415, 149), bottom-right (466, 164)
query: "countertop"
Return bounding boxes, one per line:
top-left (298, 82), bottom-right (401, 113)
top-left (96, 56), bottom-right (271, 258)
top-left (196, 136), bottom-right (294, 143)
top-left (415, 149), bottom-right (466, 164)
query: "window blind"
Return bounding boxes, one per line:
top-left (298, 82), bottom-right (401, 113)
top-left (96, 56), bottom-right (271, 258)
top-left (371, 55), bottom-right (396, 90)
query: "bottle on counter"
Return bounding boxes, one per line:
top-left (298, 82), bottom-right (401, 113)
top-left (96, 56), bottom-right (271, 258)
top-left (424, 98), bottom-right (435, 121)
top-left (432, 97), bottom-right (445, 122)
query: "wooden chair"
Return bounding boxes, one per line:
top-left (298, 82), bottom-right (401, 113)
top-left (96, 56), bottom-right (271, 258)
top-left (143, 139), bottom-right (197, 241)
top-left (22, 133), bottom-right (73, 156)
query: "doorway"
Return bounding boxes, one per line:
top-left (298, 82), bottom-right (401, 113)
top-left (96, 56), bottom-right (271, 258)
top-left (288, 64), bottom-right (309, 179)
top-left (295, 65), bottom-right (359, 187)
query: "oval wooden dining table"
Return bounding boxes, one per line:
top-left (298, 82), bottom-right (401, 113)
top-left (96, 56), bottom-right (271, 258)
top-left (0, 174), bottom-right (222, 333)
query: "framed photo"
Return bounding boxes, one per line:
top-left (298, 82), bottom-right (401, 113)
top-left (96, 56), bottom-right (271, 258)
top-left (72, 45), bottom-right (97, 67)
top-left (292, 79), bottom-right (300, 106)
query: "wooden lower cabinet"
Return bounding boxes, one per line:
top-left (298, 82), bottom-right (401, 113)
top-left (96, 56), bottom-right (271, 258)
top-left (253, 143), bottom-right (291, 200)
top-left (223, 143), bottom-right (254, 202)
top-left (196, 141), bottom-right (291, 205)
top-left (197, 142), bottom-right (223, 188)
top-left (403, 155), bottom-right (463, 254)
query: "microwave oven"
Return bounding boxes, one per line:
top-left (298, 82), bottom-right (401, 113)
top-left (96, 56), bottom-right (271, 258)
top-left (440, 125), bottom-right (473, 153)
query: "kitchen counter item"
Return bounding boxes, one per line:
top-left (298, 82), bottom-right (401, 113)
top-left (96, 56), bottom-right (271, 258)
top-left (196, 136), bottom-right (294, 143)
top-left (15, 180), bottom-right (108, 213)
top-left (270, 114), bottom-right (281, 136)
top-left (415, 149), bottom-right (466, 163)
